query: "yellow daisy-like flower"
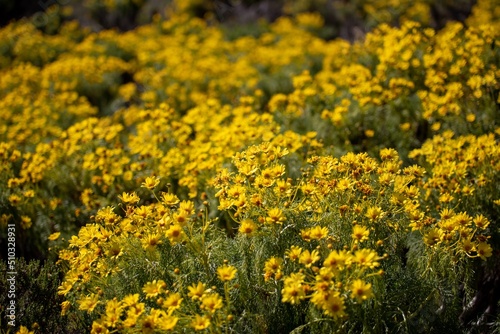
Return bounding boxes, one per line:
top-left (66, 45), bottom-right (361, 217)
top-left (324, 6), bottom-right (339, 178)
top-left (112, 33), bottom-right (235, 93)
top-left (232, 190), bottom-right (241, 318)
top-left (217, 265), bottom-right (237, 281)
top-left (265, 207), bottom-right (286, 224)
top-left (161, 192), bottom-right (180, 206)
top-left (238, 218), bottom-right (257, 235)
top-left (166, 223), bottom-right (184, 244)
top-left (323, 250), bottom-right (348, 272)
top-left (201, 293), bottom-right (223, 313)
top-left (122, 294), bottom-right (140, 307)
top-left (162, 292), bottom-right (183, 311)
top-left (143, 280), bottom-right (167, 299)
top-left (118, 191), bottom-right (140, 204)
top-left (286, 245), bottom-right (302, 261)
top-left (352, 225), bottom-right (370, 243)
top-left (142, 176), bottom-right (160, 190)
top-left (299, 249), bottom-right (321, 268)
top-left (90, 320), bottom-right (109, 334)
top-left (322, 292), bottom-right (346, 319)
top-left (365, 206), bottom-right (384, 221)
top-left (264, 257), bottom-right (283, 276)
top-left (473, 214), bottom-right (490, 229)
top-left (281, 282), bottom-right (306, 305)
top-left (309, 225), bottom-right (329, 240)
top-left (157, 314), bottom-right (178, 331)
top-left (477, 242), bottom-right (492, 260)
top-left (423, 228), bottom-right (443, 247)
top-left (191, 314), bottom-right (210, 330)
top-left (188, 282), bottom-right (206, 300)
top-left (78, 293), bottom-right (100, 313)
top-left (16, 326), bottom-right (34, 334)
top-left (142, 233), bottom-right (162, 251)
top-left (350, 279), bottom-right (374, 302)
top-left (48, 232), bottom-right (61, 241)
top-left (352, 249), bottom-right (380, 269)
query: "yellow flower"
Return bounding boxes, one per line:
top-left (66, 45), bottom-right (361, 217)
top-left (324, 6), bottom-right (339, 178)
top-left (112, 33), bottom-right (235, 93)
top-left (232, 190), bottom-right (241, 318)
top-left (281, 282), bottom-right (306, 305)
top-left (61, 300), bottom-right (71, 316)
top-left (350, 279), bottom-right (374, 302)
top-left (466, 113), bottom-right (476, 122)
top-left (58, 281), bottom-right (74, 296)
top-left (286, 245), bottom-right (302, 261)
top-left (122, 294), bottom-right (140, 307)
top-left (309, 226), bottom-right (329, 240)
top-left (142, 233), bottom-right (162, 251)
top-left (264, 257), bottom-right (283, 274)
top-left (140, 309), bottom-right (163, 333)
top-left (161, 192), bottom-right (180, 206)
top-left (106, 241), bottom-right (124, 260)
top-left (352, 225), bottom-right (370, 243)
top-left (477, 242), bottom-right (492, 260)
top-left (157, 315), bottom-right (178, 331)
top-left (299, 249), bottom-right (321, 268)
top-left (365, 206), bottom-right (384, 221)
top-left (473, 214), bottom-right (490, 229)
top-left (143, 280), bottom-right (166, 299)
top-left (162, 292), bottom-right (183, 311)
top-left (166, 223), bottom-right (184, 244)
top-left (461, 238), bottom-right (475, 253)
top-left (201, 293), bottom-right (223, 313)
top-left (78, 293), bottom-right (100, 313)
top-left (322, 292), bottom-right (346, 319)
top-left (20, 216), bottom-right (32, 229)
top-left (323, 250), bottom-right (348, 272)
top-left (102, 299), bottom-right (123, 328)
top-left (352, 249), bottom-right (380, 269)
top-left (188, 282), bottom-right (206, 300)
top-left (191, 314), bottom-right (210, 330)
top-left (16, 326), bottom-right (34, 334)
top-left (238, 218), bottom-right (257, 235)
top-left (118, 192), bottom-right (140, 204)
top-left (90, 320), bottom-right (109, 334)
top-left (423, 228), bottom-right (443, 247)
top-left (217, 265), bottom-right (237, 281)
top-left (265, 207), bottom-right (286, 224)
top-left (142, 176), bottom-right (160, 189)
top-left (8, 194), bottom-right (21, 205)
top-left (365, 129), bottom-right (375, 138)
top-left (48, 232), bottom-right (61, 241)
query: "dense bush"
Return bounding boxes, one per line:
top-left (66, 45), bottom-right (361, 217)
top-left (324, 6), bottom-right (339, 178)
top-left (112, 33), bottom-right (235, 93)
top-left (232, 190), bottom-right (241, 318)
top-left (1, 0), bottom-right (499, 333)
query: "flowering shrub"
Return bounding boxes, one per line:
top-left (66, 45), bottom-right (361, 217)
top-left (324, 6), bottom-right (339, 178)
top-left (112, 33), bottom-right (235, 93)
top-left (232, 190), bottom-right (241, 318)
top-left (0, 1), bottom-right (499, 333)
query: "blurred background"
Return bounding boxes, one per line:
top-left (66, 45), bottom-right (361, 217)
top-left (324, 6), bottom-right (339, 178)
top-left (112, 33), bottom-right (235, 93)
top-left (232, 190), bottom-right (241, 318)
top-left (0, 0), bottom-right (477, 40)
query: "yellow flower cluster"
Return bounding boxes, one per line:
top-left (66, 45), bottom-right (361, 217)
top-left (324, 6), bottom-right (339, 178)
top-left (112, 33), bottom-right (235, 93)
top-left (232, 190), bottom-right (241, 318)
top-left (409, 130), bottom-right (499, 260)
top-left (1, 1), bottom-right (499, 332)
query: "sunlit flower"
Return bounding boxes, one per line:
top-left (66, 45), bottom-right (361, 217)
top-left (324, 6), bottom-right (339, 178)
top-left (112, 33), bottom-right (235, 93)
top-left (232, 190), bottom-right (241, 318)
top-left (201, 293), bottom-right (223, 313)
top-left (266, 208), bottom-right (286, 224)
top-left (78, 293), bottom-right (100, 313)
top-left (217, 265), bottom-right (237, 281)
top-left (238, 218), bottom-right (257, 235)
top-left (352, 225), bottom-right (370, 243)
top-left (142, 176), bottom-right (160, 189)
top-left (299, 249), bottom-right (321, 268)
top-left (286, 245), bottom-right (302, 261)
top-left (143, 280), bottom-right (167, 299)
top-left (191, 314), bottom-right (210, 330)
top-left (188, 282), bottom-right (206, 300)
top-left (118, 192), bottom-right (140, 204)
top-left (350, 279), bottom-right (374, 302)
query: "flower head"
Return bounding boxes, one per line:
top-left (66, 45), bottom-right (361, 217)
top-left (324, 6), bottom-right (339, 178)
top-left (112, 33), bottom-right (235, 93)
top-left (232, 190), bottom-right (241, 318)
top-left (217, 265), bottom-right (237, 282)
